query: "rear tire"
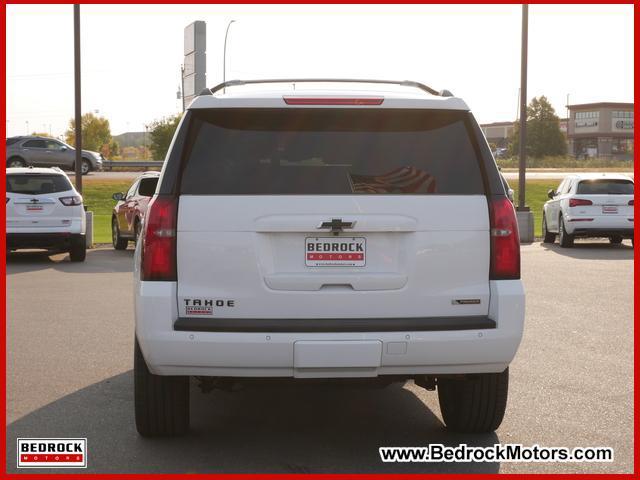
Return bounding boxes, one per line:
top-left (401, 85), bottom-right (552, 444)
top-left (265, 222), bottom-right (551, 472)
top-left (134, 219), bottom-right (142, 244)
top-left (77, 158), bottom-right (91, 175)
top-left (7, 157), bottom-right (26, 168)
top-left (438, 368), bottom-right (509, 433)
top-left (69, 237), bottom-right (86, 262)
top-left (542, 214), bottom-right (556, 244)
top-left (609, 235), bottom-right (623, 245)
top-left (558, 215), bottom-right (574, 248)
top-left (112, 217), bottom-right (128, 250)
top-left (134, 338), bottom-right (190, 437)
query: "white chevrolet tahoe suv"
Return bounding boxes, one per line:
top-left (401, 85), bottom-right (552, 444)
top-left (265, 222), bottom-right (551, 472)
top-left (6, 167), bottom-right (86, 261)
top-left (133, 79), bottom-right (525, 437)
top-left (542, 173), bottom-right (634, 247)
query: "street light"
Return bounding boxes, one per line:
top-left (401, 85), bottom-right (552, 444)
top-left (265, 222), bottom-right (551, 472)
top-left (222, 19), bottom-right (236, 92)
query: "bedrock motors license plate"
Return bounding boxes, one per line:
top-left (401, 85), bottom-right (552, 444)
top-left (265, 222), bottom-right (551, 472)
top-left (305, 237), bottom-right (366, 267)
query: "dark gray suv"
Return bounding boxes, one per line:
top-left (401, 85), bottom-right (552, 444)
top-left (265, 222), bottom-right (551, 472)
top-left (6, 136), bottom-right (103, 175)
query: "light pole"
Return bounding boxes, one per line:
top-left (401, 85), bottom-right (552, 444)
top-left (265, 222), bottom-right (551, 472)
top-left (515, 4), bottom-right (534, 243)
top-left (517, 4), bottom-right (528, 211)
top-left (73, 4), bottom-right (82, 194)
top-left (222, 19), bottom-right (236, 92)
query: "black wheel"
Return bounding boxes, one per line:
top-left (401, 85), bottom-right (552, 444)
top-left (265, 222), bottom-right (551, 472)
top-left (542, 214), bottom-right (556, 244)
top-left (79, 158), bottom-right (91, 175)
top-left (134, 220), bottom-right (142, 244)
top-left (134, 338), bottom-right (190, 437)
top-left (558, 215), bottom-right (574, 248)
top-left (438, 368), bottom-right (509, 433)
top-left (7, 157), bottom-right (26, 168)
top-left (69, 237), bottom-right (86, 262)
top-left (609, 235), bottom-right (623, 245)
top-left (112, 217), bottom-right (128, 250)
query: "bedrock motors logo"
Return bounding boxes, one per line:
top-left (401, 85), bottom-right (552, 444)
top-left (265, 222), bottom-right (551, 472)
top-left (17, 438), bottom-right (87, 468)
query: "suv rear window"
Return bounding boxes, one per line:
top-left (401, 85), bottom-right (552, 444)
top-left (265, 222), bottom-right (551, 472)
top-left (6, 138), bottom-right (21, 146)
top-left (576, 179), bottom-right (634, 195)
top-left (6, 174), bottom-right (73, 195)
top-left (179, 109), bottom-right (484, 195)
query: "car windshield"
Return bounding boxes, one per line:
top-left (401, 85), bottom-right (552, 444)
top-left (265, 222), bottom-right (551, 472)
top-left (6, 174), bottom-right (73, 195)
top-left (576, 179), bottom-right (634, 195)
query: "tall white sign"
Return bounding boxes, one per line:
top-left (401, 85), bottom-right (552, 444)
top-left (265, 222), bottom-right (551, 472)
top-left (183, 21), bottom-right (206, 108)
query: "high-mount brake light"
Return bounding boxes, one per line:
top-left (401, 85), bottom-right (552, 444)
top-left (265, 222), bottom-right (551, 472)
top-left (141, 196), bottom-right (177, 281)
top-left (489, 197), bottom-right (520, 280)
top-left (283, 97), bottom-right (384, 106)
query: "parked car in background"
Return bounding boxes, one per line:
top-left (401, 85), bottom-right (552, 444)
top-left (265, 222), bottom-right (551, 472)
top-left (111, 172), bottom-right (160, 249)
top-left (494, 147), bottom-right (508, 158)
top-left (6, 167), bottom-right (86, 261)
top-left (542, 173), bottom-right (634, 247)
top-left (6, 136), bottom-right (103, 175)
top-left (133, 79), bottom-right (524, 437)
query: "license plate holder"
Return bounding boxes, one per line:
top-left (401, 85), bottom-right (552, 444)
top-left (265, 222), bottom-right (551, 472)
top-left (602, 205), bottom-right (618, 214)
top-left (305, 236), bottom-right (366, 267)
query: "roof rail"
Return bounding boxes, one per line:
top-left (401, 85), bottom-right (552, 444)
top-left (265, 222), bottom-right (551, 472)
top-left (204, 78), bottom-right (445, 97)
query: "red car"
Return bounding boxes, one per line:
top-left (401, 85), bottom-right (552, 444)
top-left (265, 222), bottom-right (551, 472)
top-left (111, 172), bottom-right (160, 249)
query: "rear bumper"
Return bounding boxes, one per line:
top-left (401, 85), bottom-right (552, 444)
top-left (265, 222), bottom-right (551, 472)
top-left (174, 316), bottom-right (496, 332)
top-left (565, 215), bottom-right (633, 236)
top-left (135, 280), bottom-right (525, 378)
top-left (6, 232), bottom-right (84, 251)
top-left (569, 227), bottom-right (634, 238)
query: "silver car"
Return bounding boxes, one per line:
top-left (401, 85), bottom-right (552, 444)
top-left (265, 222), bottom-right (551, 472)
top-left (6, 136), bottom-right (103, 175)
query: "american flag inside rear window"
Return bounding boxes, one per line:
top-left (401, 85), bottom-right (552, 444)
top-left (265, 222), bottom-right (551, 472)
top-left (179, 109), bottom-right (484, 195)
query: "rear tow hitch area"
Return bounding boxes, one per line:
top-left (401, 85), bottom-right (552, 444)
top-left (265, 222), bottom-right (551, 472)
top-left (414, 376), bottom-right (437, 391)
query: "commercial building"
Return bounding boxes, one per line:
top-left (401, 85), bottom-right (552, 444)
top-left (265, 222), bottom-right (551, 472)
top-left (481, 119), bottom-right (568, 148)
top-left (566, 102), bottom-right (633, 159)
top-left (480, 121), bottom-right (516, 148)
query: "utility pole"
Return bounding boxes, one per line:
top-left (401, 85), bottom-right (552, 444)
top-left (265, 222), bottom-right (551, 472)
top-left (516, 4), bottom-right (533, 242)
top-left (73, 4), bottom-right (82, 194)
top-left (518, 4), bottom-right (528, 211)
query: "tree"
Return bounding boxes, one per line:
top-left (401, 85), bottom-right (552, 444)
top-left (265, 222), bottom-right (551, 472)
top-left (30, 132), bottom-right (53, 138)
top-left (148, 115), bottom-right (182, 161)
top-left (510, 96), bottom-right (567, 157)
top-left (100, 140), bottom-right (120, 158)
top-left (65, 113), bottom-right (113, 152)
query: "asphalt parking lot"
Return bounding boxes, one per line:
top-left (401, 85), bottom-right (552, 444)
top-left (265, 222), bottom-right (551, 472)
top-left (5, 241), bottom-right (634, 473)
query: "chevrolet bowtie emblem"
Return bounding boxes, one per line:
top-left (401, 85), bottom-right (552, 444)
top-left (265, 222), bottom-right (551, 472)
top-left (317, 218), bottom-right (356, 236)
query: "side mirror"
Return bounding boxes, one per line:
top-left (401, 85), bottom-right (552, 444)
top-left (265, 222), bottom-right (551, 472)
top-left (112, 192), bottom-right (124, 201)
top-left (60, 146), bottom-right (68, 151)
top-left (507, 188), bottom-right (515, 203)
top-left (547, 189), bottom-right (556, 200)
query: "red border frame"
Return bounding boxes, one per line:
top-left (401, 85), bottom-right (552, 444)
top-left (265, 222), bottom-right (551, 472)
top-left (1, 2), bottom-right (637, 478)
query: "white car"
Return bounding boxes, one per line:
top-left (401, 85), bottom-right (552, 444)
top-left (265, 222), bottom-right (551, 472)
top-left (6, 167), bottom-right (86, 261)
top-left (542, 173), bottom-right (634, 248)
top-left (133, 79), bottom-right (525, 436)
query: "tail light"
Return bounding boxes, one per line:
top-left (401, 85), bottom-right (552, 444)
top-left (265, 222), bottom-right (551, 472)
top-left (569, 198), bottom-right (593, 207)
top-left (141, 195), bottom-right (177, 281)
top-left (59, 195), bottom-right (83, 206)
top-left (629, 199), bottom-right (634, 206)
top-left (489, 197), bottom-right (520, 280)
